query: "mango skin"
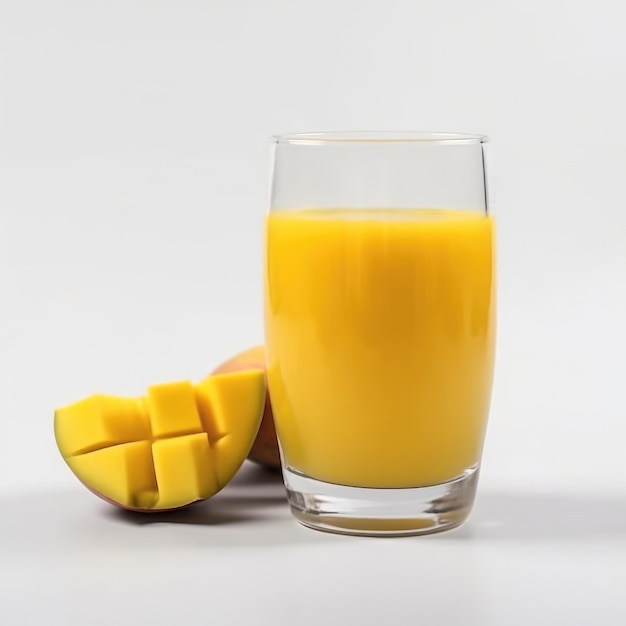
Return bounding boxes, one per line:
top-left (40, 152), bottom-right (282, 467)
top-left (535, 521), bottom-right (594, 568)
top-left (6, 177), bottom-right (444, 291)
top-left (213, 346), bottom-right (281, 470)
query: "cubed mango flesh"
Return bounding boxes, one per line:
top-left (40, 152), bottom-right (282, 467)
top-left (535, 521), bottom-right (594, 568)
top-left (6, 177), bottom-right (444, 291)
top-left (212, 345), bottom-right (280, 469)
top-left (54, 370), bottom-right (266, 511)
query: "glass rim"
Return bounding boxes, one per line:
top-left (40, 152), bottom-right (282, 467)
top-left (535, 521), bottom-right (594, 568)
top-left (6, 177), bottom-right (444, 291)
top-left (273, 131), bottom-right (488, 145)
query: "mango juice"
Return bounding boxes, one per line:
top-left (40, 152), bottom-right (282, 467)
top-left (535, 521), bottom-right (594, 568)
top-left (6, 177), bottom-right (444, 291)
top-left (264, 209), bottom-right (496, 489)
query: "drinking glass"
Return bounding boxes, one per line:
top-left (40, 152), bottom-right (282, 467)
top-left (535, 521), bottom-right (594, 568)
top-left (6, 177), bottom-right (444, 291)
top-left (264, 132), bottom-right (496, 536)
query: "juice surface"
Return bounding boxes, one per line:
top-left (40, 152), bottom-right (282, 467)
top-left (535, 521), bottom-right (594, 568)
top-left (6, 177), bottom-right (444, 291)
top-left (264, 209), bottom-right (496, 488)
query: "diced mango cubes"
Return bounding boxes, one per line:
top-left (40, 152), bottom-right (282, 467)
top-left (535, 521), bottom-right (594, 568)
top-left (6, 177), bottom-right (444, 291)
top-left (54, 370), bottom-right (266, 510)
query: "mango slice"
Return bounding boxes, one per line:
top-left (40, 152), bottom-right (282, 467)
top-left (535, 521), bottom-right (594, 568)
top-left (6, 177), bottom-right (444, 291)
top-left (54, 369), bottom-right (265, 510)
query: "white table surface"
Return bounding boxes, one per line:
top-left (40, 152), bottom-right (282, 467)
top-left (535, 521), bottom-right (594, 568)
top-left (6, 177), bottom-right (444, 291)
top-left (1, 462), bottom-right (624, 626)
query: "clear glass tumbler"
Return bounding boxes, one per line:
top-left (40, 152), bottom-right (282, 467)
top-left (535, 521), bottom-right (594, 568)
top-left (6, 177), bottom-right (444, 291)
top-left (264, 132), bottom-right (496, 536)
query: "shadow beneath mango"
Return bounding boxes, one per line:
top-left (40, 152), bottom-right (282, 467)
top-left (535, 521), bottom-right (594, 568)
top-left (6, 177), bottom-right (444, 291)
top-left (105, 462), bottom-right (289, 527)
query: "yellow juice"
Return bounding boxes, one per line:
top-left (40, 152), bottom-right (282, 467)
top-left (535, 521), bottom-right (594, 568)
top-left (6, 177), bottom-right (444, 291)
top-left (264, 209), bottom-right (496, 489)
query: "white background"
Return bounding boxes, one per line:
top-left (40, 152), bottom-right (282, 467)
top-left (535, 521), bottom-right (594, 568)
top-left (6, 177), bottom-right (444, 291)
top-left (1, 1), bottom-right (625, 624)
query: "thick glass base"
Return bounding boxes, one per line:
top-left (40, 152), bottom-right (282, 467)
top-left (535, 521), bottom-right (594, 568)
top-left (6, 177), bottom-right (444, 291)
top-left (282, 466), bottom-right (480, 537)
